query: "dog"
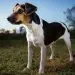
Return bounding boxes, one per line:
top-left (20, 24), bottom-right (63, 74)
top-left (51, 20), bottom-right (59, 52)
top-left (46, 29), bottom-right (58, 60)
top-left (7, 3), bottom-right (73, 74)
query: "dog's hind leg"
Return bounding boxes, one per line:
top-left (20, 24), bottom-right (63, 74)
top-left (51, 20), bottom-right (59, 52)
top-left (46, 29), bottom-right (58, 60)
top-left (62, 31), bottom-right (73, 61)
top-left (49, 43), bottom-right (55, 60)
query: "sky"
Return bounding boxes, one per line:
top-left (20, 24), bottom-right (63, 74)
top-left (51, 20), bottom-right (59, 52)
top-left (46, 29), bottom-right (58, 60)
top-left (0, 0), bottom-right (75, 29)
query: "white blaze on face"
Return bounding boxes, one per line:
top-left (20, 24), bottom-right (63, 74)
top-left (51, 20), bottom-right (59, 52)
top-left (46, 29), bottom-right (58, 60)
top-left (13, 5), bottom-right (21, 13)
top-left (12, 5), bottom-right (24, 23)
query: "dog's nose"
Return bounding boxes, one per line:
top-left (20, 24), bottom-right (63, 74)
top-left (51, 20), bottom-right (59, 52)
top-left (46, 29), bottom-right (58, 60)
top-left (7, 17), bottom-right (10, 21)
top-left (7, 16), bottom-right (15, 22)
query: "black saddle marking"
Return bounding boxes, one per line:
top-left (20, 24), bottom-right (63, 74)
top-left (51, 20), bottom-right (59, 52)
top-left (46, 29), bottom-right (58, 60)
top-left (42, 20), bottom-right (65, 45)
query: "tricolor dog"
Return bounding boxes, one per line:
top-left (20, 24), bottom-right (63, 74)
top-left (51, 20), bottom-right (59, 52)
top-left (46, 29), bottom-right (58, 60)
top-left (7, 3), bottom-right (73, 74)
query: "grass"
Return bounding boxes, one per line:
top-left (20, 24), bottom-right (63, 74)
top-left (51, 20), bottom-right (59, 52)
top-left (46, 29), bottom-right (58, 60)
top-left (0, 39), bottom-right (75, 75)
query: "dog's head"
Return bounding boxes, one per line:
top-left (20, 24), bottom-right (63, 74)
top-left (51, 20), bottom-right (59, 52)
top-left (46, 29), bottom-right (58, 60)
top-left (7, 3), bottom-right (37, 25)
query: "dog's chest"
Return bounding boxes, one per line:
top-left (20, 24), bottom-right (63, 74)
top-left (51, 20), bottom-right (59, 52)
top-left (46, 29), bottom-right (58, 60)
top-left (26, 22), bottom-right (44, 46)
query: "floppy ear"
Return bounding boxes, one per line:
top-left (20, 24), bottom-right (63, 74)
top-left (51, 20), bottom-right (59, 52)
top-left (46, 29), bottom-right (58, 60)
top-left (25, 3), bottom-right (37, 15)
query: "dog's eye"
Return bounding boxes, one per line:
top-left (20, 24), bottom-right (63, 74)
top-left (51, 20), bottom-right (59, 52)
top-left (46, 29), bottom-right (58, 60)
top-left (18, 9), bottom-right (24, 14)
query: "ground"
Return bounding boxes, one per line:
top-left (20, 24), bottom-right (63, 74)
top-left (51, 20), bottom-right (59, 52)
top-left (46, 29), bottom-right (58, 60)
top-left (0, 39), bottom-right (75, 75)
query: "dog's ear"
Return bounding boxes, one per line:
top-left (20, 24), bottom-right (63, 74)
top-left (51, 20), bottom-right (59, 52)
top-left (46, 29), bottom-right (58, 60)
top-left (24, 3), bottom-right (37, 15)
top-left (16, 3), bottom-right (19, 6)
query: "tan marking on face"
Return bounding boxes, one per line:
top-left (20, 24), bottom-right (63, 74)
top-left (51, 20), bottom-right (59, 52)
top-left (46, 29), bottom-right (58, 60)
top-left (13, 5), bottom-right (31, 25)
top-left (17, 14), bottom-right (31, 25)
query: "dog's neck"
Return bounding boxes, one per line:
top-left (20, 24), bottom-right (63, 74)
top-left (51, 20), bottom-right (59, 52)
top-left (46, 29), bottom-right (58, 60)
top-left (23, 13), bottom-right (41, 32)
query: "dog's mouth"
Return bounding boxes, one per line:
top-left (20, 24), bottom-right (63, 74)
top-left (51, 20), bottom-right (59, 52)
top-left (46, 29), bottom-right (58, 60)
top-left (14, 21), bottom-right (22, 25)
top-left (7, 17), bottom-right (22, 25)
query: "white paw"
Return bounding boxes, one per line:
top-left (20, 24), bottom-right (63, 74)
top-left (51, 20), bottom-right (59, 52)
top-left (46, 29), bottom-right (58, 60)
top-left (22, 68), bottom-right (29, 72)
top-left (39, 69), bottom-right (44, 74)
top-left (49, 55), bottom-right (54, 60)
top-left (70, 57), bottom-right (73, 61)
top-left (21, 68), bottom-right (31, 74)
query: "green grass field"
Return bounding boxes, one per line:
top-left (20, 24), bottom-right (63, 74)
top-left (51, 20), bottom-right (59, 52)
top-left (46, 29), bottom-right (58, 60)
top-left (0, 39), bottom-right (75, 75)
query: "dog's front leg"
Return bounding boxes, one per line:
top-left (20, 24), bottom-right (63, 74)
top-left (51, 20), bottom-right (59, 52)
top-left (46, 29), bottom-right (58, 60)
top-left (27, 41), bottom-right (34, 69)
top-left (22, 41), bottom-right (33, 72)
top-left (39, 46), bottom-right (47, 74)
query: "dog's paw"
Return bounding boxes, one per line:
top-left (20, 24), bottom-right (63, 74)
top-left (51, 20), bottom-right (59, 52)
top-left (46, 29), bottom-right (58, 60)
top-left (39, 69), bottom-right (44, 75)
top-left (21, 68), bottom-right (31, 74)
top-left (49, 55), bottom-right (54, 60)
top-left (70, 56), bottom-right (73, 62)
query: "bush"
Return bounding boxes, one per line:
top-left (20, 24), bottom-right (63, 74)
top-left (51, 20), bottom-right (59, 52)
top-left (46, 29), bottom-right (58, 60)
top-left (0, 33), bottom-right (27, 47)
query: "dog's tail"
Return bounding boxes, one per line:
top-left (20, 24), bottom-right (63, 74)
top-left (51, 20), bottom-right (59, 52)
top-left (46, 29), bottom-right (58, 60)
top-left (60, 22), bottom-right (70, 32)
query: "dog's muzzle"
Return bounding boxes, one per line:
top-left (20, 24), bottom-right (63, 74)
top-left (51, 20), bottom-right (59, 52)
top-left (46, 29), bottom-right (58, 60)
top-left (7, 14), bottom-right (22, 25)
top-left (7, 16), bottom-right (16, 23)
top-left (7, 13), bottom-right (17, 24)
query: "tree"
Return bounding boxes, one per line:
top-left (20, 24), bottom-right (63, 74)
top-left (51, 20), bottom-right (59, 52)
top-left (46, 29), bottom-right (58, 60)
top-left (64, 6), bottom-right (75, 38)
top-left (64, 6), bottom-right (75, 28)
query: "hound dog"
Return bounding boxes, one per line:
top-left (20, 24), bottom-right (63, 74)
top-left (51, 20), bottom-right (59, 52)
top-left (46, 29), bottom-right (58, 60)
top-left (7, 3), bottom-right (73, 74)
